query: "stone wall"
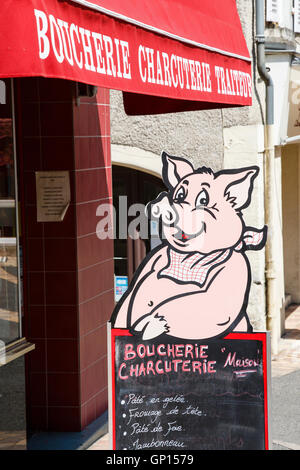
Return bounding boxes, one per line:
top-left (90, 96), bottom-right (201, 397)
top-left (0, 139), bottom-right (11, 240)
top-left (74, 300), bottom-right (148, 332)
top-left (110, 1), bottom-right (265, 172)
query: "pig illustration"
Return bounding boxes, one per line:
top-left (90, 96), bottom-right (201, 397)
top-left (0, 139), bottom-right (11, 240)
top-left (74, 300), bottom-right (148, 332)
top-left (111, 152), bottom-right (267, 341)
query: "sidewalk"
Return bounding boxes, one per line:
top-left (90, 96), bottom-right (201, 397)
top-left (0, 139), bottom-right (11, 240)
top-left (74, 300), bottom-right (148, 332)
top-left (271, 304), bottom-right (300, 378)
top-left (88, 306), bottom-right (300, 451)
top-left (271, 304), bottom-right (300, 450)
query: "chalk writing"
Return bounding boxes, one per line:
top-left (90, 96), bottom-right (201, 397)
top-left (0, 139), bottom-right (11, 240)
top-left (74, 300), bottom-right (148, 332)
top-left (112, 332), bottom-right (268, 450)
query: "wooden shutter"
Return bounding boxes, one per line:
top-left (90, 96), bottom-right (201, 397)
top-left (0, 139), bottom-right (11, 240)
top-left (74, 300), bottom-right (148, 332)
top-left (294, 0), bottom-right (300, 32)
top-left (266, 0), bottom-right (281, 23)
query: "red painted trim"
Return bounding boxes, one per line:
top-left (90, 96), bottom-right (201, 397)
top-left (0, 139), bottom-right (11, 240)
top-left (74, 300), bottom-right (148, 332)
top-left (225, 332), bottom-right (266, 342)
top-left (110, 328), bottom-right (131, 450)
top-left (261, 334), bottom-right (269, 450)
top-left (225, 332), bottom-right (269, 449)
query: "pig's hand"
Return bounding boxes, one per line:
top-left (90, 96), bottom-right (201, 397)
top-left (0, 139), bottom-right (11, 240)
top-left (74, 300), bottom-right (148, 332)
top-left (132, 313), bottom-right (169, 340)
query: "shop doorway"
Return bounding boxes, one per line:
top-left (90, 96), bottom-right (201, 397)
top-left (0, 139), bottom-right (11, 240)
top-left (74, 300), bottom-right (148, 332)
top-left (281, 144), bottom-right (300, 335)
top-left (112, 165), bottom-right (165, 302)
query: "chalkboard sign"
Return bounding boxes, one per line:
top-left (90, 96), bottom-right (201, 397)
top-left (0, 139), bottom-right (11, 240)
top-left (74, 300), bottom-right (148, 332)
top-left (108, 325), bottom-right (271, 451)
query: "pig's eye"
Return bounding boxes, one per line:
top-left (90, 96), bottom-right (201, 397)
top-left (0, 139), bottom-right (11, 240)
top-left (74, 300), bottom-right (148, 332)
top-left (173, 186), bottom-right (186, 203)
top-left (195, 189), bottom-right (209, 207)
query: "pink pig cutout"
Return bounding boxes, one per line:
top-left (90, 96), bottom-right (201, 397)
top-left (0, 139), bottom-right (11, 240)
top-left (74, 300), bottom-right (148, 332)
top-left (111, 151), bottom-right (267, 341)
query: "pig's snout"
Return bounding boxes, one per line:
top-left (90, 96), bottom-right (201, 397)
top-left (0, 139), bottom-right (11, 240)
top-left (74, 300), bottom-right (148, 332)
top-left (149, 196), bottom-right (177, 225)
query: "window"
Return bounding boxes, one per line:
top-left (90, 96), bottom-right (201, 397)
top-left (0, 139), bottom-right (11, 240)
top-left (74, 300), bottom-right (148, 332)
top-left (294, 0), bottom-right (300, 32)
top-left (266, 0), bottom-right (295, 30)
top-left (266, 0), bottom-right (281, 23)
top-left (0, 79), bottom-right (21, 346)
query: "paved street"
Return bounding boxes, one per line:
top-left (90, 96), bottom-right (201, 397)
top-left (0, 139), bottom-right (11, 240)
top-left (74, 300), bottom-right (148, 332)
top-left (271, 304), bottom-right (300, 450)
top-left (89, 305), bottom-right (300, 451)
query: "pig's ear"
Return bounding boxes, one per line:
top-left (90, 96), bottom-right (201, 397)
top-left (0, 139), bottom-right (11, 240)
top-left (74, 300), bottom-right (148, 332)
top-left (161, 152), bottom-right (194, 190)
top-left (219, 166), bottom-right (259, 211)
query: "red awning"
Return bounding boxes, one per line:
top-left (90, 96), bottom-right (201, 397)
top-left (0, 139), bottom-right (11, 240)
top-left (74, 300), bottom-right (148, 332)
top-left (0, 0), bottom-right (252, 114)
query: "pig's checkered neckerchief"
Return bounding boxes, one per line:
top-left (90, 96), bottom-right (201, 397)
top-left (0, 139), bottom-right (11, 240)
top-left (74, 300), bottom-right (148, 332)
top-left (159, 228), bottom-right (266, 287)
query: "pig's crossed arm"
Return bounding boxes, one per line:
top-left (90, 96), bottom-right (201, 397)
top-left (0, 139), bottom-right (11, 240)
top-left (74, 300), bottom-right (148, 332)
top-left (132, 251), bottom-right (249, 340)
